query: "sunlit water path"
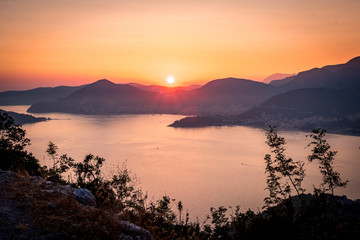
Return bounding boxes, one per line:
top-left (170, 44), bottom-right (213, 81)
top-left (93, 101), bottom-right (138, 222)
top-left (2, 105), bottom-right (360, 220)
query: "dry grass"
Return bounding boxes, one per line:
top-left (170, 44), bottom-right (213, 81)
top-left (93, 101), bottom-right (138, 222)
top-left (1, 174), bottom-right (130, 240)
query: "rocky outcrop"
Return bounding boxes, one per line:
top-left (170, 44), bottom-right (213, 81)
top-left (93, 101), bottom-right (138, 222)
top-left (0, 169), bottom-right (154, 240)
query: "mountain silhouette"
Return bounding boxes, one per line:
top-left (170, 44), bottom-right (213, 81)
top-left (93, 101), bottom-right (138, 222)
top-left (27, 78), bottom-right (279, 115)
top-left (28, 79), bottom-right (161, 114)
top-left (0, 85), bottom-right (87, 105)
top-left (170, 87), bottom-right (360, 134)
top-left (270, 56), bottom-right (360, 90)
top-left (262, 73), bottom-right (295, 84)
top-left (168, 56), bottom-right (360, 133)
top-left (6, 56), bottom-right (360, 122)
top-left (240, 88), bottom-right (360, 119)
top-left (191, 78), bottom-right (277, 110)
top-left (128, 83), bottom-right (202, 94)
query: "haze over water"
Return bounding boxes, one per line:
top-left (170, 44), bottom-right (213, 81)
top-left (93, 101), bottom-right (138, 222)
top-left (2, 105), bottom-right (360, 220)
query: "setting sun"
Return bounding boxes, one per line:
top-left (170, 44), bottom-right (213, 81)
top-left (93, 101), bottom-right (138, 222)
top-left (166, 76), bottom-right (175, 84)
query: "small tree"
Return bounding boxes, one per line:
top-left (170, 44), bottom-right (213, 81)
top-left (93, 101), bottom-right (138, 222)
top-left (177, 201), bottom-right (183, 224)
top-left (72, 154), bottom-right (105, 188)
top-left (110, 164), bottom-right (146, 212)
top-left (46, 141), bottom-right (58, 168)
top-left (209, 206), bottom-right (230, 239)
top-left (45, 141), bottom-right (74, 184)
top-left (307, 129), bottom-right (348, 194)
top-left (147, 196), bottom-right (177, 229)
top-left (264, 126), bottom-right (305, 208)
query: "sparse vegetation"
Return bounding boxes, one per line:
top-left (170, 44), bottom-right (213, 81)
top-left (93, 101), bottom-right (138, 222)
top-left (0, 112), bottom-right (41, 176)
top-left (307, 128), bottom-right (348, 194)
top-left (263, 126), bottom-right (305, 208)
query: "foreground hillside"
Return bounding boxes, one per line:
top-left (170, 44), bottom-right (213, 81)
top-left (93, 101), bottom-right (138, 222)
top-left (0, 169), bottom-right (154, 240)
top-left (2, 168), bottom-right (360, 240)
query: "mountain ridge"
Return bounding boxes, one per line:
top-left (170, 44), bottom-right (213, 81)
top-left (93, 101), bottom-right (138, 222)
top-left (27, 77), bottom-right (280, 115)
top-left (2, 56), bottom-right (360, 131)
top-left (0, 85), bottom-right (87, 105)
top-left (270, 56), bottom-right (360, 89)
top-left (262, 73), bottom-right (295, 84)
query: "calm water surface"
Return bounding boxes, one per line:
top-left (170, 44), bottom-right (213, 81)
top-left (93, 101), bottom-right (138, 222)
top-left (2, 105), bottom-right (360, 219)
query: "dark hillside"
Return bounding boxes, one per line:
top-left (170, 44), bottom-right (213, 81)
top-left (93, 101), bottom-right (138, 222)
top-left (0, 85), bottom-right (86, 105)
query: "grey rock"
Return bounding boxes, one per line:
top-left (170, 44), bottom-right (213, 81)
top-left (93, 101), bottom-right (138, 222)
top-left (30, 175), bottom-right (43, 184)
top-left (47, 202), bottom-right (56, 209)
top-left (64, 185), bottom-right (73, 194)
top-left (73, 188), bottom-right (96, 206)
top-left (119, 220), bottom-right (154, 240)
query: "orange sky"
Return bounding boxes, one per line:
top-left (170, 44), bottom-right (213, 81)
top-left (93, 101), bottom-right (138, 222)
top-left (0, 0), bottom-right (360, 91)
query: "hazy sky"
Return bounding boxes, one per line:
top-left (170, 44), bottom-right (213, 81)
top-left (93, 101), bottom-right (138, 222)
top-left (0, 0), bottom-right (359, 90)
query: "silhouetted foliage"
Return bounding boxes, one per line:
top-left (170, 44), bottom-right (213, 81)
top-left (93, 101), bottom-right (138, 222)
top-left (0, 112), bottom-right (41, 175)
top-left (209, 206), bottom-right (230, 239)
top-left (177, 201), bottom-right (183, 224)
top-left (307, 128), bottom-right (348, 194)
top-left (46, 141), bottom-right (58, 167)
top-left (264, 126), bottom-right (305, 208)
top-left (43, 142), bottom-right (147, 213)
top-left (45, 142), bottom-right (74, 184)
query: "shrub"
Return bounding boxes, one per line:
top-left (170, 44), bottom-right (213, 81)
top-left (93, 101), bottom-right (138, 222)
top-left (0, 113), bottom-right (41, 175)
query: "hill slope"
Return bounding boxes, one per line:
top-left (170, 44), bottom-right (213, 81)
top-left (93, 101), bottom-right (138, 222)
top-left (0, 109), bottom-right (48, 125)
top-left (262, 73), bottom-right (295, 84)
top-left (270, 56), bottom-right (360, 90)
top-left (0, 169), bottom-right (154, 240)
top-left (170, 87), bottom-right (360, 135)
top-left (193, 77), bottom-right (276, 106)
top-left (240, 88), bottom-right (360, 119)
top-left (0, 85), bottom-right (87, 105)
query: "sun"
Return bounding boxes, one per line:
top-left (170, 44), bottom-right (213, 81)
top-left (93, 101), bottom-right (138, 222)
top-left (166, 76), bottom-right (175, 84)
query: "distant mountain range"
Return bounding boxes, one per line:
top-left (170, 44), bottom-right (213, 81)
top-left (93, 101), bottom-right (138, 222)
top-left (1, 56), bottom-right (360, 134)
top-left (28, 80), bottom-right (167, 114)
top-left (270, 56), bottom-right (360, 90)
top-left (128, 83), bottom-right (202, 94)
top-left (26, 78), bottom-right (280, 115)
top-left (0, 85), bottom-right (87, 105)
top-left (169, 56), bottom-right (360, 135)
top-left (171, 87), bottom-right (360, 126)
top-left (262, 73), bottom-right (295, 84)
top-left (169, 87), bottom-right (360, 134)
